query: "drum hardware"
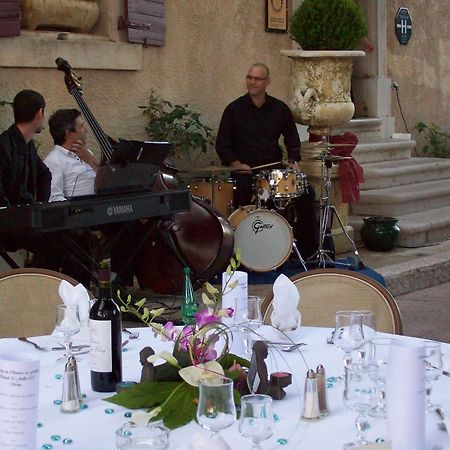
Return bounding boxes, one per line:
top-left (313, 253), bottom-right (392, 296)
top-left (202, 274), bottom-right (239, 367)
top-left (307, 137), bottom-right (364, 270)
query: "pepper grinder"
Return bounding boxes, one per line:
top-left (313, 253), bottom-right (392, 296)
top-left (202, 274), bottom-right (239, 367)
top-left (61, 358), bottom-right (80, 413)
top-left (301, 369), bottom-right (320, 421)
top-left (316, 364), bottom-right (329, 416)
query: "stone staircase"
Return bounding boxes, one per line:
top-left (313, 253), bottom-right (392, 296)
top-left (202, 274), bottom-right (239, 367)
top-left (340, 118), bottom-right (450, 247)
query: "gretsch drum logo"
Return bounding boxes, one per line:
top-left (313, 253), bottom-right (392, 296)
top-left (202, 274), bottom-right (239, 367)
top-left (106, 204), bottom-right (134, 216)
top-left (251, 217), bottom-right (273, 234)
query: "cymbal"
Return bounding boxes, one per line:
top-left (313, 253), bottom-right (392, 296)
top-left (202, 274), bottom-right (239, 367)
top-left (180, 166), bottom-right (230, 173)
top-left (305, 155), bottom-right (354, 162)
top-left (307, 142), bottom-right (356, 148)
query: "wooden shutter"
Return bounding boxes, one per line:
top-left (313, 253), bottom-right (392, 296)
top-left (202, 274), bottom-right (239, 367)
top-left (124, 0), bottom-right (165, 47)
top-left (0, 0), bottom-right (20, 37)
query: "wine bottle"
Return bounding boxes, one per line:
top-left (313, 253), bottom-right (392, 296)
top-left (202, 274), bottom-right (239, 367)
top-left (181, 266), bottom-right (198, 325)
top-left (90, 259), bottom-right (122, 392)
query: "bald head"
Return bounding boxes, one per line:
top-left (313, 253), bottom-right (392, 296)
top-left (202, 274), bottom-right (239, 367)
top-left (249, 63), bottom-right (270, 79)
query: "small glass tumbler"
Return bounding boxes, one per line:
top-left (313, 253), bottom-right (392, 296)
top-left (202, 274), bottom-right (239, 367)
top-left (115, 421), bottom-right (169, 450)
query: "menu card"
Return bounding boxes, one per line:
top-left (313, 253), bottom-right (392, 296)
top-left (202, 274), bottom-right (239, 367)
top-left (0, 353), bottom-right (40, 450)
top-left (385, 340), bottom-right (425, 450)
top-left (221, 270), bottom-right (248, 325)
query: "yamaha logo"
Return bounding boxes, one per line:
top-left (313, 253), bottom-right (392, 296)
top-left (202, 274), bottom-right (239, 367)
top-left (252, 218), bottom-right (273, 234)
top-left (106, 204), bottom-right (134, 216)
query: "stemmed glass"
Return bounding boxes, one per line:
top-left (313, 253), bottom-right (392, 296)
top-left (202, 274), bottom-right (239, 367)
top-left (196, 377), bottom-right (236, 441)
top-left (54, 304), bottom-right (81, 358)
top-left (239, 394), bottom-right (274, 449)
top-left (356, 310), bottom-right (376, 361)
top-left (343, 363), bottom-right (379, 449)
top-left (242, 296), bottom-right (263, 356)
top-left (424, 340), bottom-right (443, 412)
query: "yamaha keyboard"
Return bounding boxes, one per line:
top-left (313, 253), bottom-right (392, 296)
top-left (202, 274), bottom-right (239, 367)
top-left (0, 189), bottom-right (191, 233)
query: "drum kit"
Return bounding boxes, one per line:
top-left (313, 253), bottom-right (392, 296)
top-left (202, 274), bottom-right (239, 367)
top-left (182, 143), bottom-right (364, 272)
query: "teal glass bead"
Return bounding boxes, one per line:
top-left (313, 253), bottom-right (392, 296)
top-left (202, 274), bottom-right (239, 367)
top-left (80, 403), bottom-right (88, 410)
top-left (273, 413), bottom-right (280, 422)
top-left (104, 408), bottom-right (114, 414)
top-left (122, 348), bottom-right (128, 352)
top-left (37, 422), bottom-right (44, 428)
top-left (53, 400), bottom-right (62, 405)
top-left (277, 438), bottom-right (288, 445)
top-left (124, 430), bottom-right (132, 437)
top-left (81, 394), bottom-right (87, 399)
top-left (63, 438), bottom-right (73, 445)
top-left (124, 412), bottom-right (132, 418)
top-left (326, 382), bottom-right (334, 388)
top-left (376, 438), bottom-right (385, 443)
top-left (50, 435), bottom-right (61, 441)
top-left (42, 445), bottom-right (53, 449)
top-left (54, 374), bottom-right (63, 380)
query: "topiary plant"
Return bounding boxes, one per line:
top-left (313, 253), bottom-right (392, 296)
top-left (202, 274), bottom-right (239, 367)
top-left (289, 0), bottom-right (367, 50)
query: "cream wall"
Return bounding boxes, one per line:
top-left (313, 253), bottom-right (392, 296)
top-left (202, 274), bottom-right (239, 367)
top-left (387, 1), bottom-right (450, 146)
top-left (0, 0), bottom-right (294, 163)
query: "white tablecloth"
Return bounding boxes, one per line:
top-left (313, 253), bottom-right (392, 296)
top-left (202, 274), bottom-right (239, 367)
top-left (1, 327), bottom-right (450, 450)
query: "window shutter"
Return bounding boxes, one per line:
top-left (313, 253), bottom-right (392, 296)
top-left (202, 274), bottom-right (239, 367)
top-left (0, 0), bottom-right (20, 37)
top-left (124, 0), bottom-right (165, 47)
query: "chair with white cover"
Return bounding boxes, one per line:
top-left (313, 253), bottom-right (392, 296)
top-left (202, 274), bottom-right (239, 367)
top-left (0, 268), bottom-right (93, 338)
top-left (261, 268), bottom-right (403, 334)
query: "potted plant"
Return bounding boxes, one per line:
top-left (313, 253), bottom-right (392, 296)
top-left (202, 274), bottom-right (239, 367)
top-left (282, 0), bottom-right (367, 136)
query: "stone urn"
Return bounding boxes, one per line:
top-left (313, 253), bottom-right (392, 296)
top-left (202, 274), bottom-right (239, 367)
top-left (281, 50), bottom-right (365, 137)
top-left (21, 0), bottom-right (100, 33)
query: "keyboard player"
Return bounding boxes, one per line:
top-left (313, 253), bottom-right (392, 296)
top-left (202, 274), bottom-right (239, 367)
top-left (0, 90), bottom-right (76, 278)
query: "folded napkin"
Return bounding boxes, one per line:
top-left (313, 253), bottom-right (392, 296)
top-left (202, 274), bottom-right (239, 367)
top-left (255, 324), bottom-right (301, 344)
top-left (52, 280), bottom-right (91, 342)
top-left (188, 432), bottom-right (231, 450)
top-left (270, 274), bottom-right (301, 332)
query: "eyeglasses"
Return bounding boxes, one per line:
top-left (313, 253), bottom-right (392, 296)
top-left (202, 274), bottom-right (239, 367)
top-left (245, 75), bottom-right (267, 82)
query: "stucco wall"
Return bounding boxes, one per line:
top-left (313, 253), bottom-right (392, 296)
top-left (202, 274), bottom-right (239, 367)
top-left (0, 0), bottom-right (294, 164)
top-left (387, 1), bottom-right (450, 148)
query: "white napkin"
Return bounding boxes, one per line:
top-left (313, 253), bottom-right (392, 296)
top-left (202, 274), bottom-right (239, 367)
top-left (255, 324), bottom-right (301, 344)
top-left (188, 432), bottom-right (231, 450)
top-left (53, 280), bottom-right (91, 342)
top-left (270, 274), bottom-right (301, 332)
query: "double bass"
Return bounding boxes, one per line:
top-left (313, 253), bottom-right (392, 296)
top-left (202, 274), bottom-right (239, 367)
top-left (56, 58), bottom-right (234, 294)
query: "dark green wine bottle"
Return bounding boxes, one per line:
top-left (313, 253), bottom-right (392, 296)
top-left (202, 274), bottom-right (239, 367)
top-left (181, 267), bottom-right (197, 325)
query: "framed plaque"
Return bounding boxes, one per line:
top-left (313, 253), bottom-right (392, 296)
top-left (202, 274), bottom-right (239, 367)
top-left (266, 0), bottom-right (288, 33)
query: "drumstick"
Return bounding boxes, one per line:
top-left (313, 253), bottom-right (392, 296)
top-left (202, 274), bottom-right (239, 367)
top-left (250, 161), bottom-right (283, 170)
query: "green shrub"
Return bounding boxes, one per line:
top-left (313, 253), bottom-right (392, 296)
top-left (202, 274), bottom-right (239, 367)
top-left (415, 122), bottom-right (450, 158)
top-left (289, 0), bottom-right (367, 50)
top-left (139, 90), bottom-right (215, 166)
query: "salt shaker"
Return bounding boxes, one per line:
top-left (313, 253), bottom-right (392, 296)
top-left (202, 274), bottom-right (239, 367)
top-left (302, 369), bottom-right (320, 420)
top-left (68, 355), bottom-right (82, 402)
top-left (316, 364), bottom-right (329, 416)
top-left (61, 358), bottom-right (80, 413)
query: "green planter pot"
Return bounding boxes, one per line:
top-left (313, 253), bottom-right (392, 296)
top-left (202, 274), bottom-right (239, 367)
top-left (360, 216), bottom-right (400, 252)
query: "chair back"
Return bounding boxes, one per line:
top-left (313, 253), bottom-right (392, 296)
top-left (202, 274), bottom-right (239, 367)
top-left (262, 268), bottom-right (403, 334)
top-left (0, 268), bottom-right (93, 338)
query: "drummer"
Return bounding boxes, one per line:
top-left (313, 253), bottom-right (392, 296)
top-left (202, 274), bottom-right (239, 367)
top-left (216, 63), bottom-right (319, 260)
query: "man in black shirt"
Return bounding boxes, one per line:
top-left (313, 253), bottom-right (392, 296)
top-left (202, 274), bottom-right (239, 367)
top-left (216, 63), bottom-right (319, 260)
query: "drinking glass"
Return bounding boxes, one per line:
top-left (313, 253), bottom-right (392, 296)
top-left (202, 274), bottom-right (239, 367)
top-left (54, 304), bottom-right (81, 357)
top-left (196, 377), bottom-right (236, 440)
top-left (243, 296), bottom-right (263, 356)
top-left (424, 340), bottom-right (443, 412)
top-left (356, 310), bottom-right (376, 361)
top-left (239, 394), bottom-right (274, 449)
top-left (368, 337), bottom-right (395, 418)
top-left (343, 363), bottom-right (379, 449)
top-left (334, 311), bottom-right (365, 370)
top-left (115, 420), bottom-right (169, 450)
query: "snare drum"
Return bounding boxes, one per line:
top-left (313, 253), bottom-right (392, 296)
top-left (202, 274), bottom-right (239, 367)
top-left (256, 169), bottom-right (308, 201)
top-left (188, 178), bottom-right (235, 217)
top-left (228, 206), bottom-right (293, 272)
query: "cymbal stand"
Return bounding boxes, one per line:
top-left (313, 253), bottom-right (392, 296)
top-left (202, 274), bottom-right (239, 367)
top-left (310, 139), bottom-right (364, 270)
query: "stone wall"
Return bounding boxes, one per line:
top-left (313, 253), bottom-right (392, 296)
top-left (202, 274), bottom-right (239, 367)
top-left (387, 1), bottom-right (450, 148)
top-left (0, 0), bottom-right (293, 163)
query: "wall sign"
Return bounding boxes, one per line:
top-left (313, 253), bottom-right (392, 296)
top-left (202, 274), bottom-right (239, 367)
top-left (266, 0), bottom-right (288, 33)
top-left (395, 7), bottom-right (412, 45)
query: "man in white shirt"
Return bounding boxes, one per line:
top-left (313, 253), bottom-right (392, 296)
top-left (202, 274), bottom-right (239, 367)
top-left (44, 109), bottom-right (98, 201)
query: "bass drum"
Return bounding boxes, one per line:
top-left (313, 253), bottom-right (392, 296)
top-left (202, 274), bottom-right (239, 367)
top-left (228, 206), bottom-right (293, 272)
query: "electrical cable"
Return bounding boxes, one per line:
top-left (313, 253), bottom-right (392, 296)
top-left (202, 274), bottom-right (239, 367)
top-left (393, 83), bottom-right (418, 156)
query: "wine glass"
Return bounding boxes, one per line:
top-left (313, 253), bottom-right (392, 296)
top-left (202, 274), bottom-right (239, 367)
top-left (242, 296), bottom-right (263, 356)
top-left (196, 377), bottom-right (236, 441)
top-left (55, 304), bottom-right (81, 357)
top-left (368, 337), bottom-right (395, 418)
top-left (239, 394), bottom-right (274, 449)
top-left (343, 363), bottom-right (379, 449)
top-left (334, 311), bottom-right (365, 370)
top-left (424, 340), bottom-right (443, 412)
top-left (355, 310), bottom-right (376, 361)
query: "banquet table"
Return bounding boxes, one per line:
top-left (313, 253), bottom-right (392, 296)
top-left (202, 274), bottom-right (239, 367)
top-left (1, 327), bottom-right (450, 450)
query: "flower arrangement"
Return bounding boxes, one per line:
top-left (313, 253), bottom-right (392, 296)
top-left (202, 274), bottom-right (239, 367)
top-left (106, 253), bottom-right (249, 429)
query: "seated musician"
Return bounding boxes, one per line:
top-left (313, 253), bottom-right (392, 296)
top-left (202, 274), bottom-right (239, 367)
top-left (44, 109), bottom-right (98, 201)
top-left (215, 63), bottom-right (319, 260)
top-left (0, 90), bottom-right (77, 273)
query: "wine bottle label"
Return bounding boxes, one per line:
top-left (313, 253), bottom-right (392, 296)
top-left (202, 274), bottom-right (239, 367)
top-left (89, 319), bottom-right (112, 372)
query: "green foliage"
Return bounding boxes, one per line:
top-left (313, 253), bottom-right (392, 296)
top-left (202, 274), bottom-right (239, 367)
top-left (289, 0), bottom-right (367, 50)
top-left (415, 122), bottom-right (450, 158)
top-left (139, 90), bottom-right (215, 165)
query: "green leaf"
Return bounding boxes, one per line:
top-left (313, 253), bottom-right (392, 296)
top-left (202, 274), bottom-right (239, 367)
top-left (135, 298), bottom-right (146, 308)
top-left (219, 353), bottom-right (250, 369)
top-left (205, 282), bottom-right (219, 294)
top-left (201, 292), bottom-right (215, 306)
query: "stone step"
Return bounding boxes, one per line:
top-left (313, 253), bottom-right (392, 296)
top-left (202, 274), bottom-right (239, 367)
top-left (351, 179), bottom-right (450, 216)
top-left (360, 157), bottom-right (450, 190)
top-left (335, 117), bottom-right (384, 140)
top-left (349, 205), bottom-right (450, 248)
top-left (352, 138), bottom-right (414, 164)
